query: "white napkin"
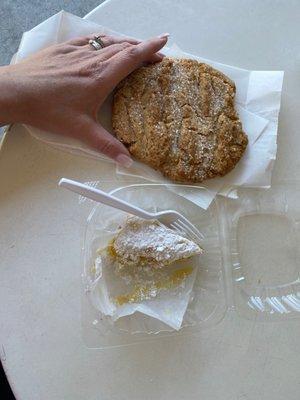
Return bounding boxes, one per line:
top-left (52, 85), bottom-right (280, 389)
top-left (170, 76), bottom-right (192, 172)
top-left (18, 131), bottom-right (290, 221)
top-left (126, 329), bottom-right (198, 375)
top-left (14, 11), bottom-right (284, 208)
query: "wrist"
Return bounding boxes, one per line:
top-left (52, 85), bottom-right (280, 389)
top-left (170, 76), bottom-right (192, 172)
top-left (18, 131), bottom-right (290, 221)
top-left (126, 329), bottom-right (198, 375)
top-left (0, 65), bottom-right (23, 125)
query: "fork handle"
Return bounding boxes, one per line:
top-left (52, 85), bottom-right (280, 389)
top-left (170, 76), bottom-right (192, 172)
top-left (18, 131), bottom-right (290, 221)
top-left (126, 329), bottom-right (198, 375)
top-left (59, 178), bottom-right (153, 219)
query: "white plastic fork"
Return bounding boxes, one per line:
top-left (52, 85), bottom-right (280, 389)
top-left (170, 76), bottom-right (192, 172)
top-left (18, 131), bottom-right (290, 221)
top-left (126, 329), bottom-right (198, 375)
top-left (59, 178), bottom-right (203, 243)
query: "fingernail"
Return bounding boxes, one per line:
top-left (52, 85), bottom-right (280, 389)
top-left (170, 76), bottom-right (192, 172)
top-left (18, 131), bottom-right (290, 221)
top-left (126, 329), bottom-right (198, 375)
top-left (158, 33), bottom-right (170, 39)
top-left (116, 154), bottom-right (133, 168)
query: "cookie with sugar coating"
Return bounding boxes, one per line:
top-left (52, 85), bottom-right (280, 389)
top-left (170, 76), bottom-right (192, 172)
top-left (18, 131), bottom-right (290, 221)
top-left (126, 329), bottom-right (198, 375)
top-left (112, 57), bottom-right (248, 183)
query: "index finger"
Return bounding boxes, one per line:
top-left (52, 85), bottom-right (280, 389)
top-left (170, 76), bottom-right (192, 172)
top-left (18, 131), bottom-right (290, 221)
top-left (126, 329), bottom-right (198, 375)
top-left (67, 33), bottom-right (140, 47)
top-left (107, 34), bottom-right (169, 84)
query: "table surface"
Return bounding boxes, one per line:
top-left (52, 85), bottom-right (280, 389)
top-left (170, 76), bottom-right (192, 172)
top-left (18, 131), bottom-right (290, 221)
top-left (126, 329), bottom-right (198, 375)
top-left (1, 1), bottom-right (300, 399)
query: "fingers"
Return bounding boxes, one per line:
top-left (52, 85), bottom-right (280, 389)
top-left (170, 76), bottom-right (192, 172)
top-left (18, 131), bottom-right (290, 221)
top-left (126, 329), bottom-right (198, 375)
top-left (90, 42), bottom-right (133, 61)
top-left (67, 33), bottom-right (139, 47)
top-left (83, 119), bottom-right (132, 167)
top-left (95, 34), bottom-right (140, 47)
top-left (65, 33), bottom-right (167, 68)
top-left (106, 34), bottom-right (169, 85)
top-left (91, 42), bottom-right (165, 63)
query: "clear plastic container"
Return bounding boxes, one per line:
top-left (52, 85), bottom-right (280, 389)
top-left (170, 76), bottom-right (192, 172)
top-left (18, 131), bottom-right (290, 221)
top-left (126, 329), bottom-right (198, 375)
top-left (81, 182), bottom-right (300, 348)
top-left (82, 184), bottom-right (227, 348)
top-left (224, 184), bottom-right (300, 320)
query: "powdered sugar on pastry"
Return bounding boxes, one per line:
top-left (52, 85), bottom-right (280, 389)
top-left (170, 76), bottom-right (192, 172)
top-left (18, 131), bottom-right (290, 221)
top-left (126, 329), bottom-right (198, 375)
top-left (112, 216), bottom-right (203, 268)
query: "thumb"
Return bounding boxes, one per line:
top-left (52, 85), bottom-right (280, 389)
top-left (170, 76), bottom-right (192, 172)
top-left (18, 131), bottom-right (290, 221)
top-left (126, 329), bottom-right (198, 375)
top-left (83, 119), bottom-right (132, 167)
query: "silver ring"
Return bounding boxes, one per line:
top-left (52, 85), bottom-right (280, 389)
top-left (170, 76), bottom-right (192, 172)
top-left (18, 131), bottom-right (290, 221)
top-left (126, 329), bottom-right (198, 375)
top-left (94, 35), bottom-right (105, 48)
top-left (88, 39), bottom-right (102, 50)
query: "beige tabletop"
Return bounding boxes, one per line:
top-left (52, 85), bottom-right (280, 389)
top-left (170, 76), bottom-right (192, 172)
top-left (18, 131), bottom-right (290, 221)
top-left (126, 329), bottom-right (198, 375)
top-left (1, 1), bottom-right (300, 399)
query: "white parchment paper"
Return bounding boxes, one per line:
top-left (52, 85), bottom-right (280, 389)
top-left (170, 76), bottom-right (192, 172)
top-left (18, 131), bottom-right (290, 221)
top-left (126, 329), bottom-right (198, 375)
top-left (89, 251), bottom-right (198, 331)
top-left (14, 11), bottom-right (284, 208)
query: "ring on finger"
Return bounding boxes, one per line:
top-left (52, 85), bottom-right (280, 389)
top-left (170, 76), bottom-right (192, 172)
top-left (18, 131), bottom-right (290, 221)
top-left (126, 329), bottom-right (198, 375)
top-left (88, 39), bottom-right (102, 50)
top-left (88, 35), bottom-right (105, 50)
top-left (94, 35), bottom-right (105, 48)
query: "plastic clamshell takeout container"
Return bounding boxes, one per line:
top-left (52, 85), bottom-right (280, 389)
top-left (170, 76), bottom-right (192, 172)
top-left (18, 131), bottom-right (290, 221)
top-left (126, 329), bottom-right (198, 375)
top-left (225, 184), bottom-right (300, 320)
top-left (81, 183), bottom-right (300, 348)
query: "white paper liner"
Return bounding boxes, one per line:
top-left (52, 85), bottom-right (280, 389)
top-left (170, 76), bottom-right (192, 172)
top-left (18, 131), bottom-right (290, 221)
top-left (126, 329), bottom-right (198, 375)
top-left (14, 11), bottom-right (284, 208)
top-left (88, 247), bottom-right (198, 331)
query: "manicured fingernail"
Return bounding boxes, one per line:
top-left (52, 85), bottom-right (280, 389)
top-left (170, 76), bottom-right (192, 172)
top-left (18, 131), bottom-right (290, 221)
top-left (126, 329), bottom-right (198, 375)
top-left (116, 154), bottom-right (133, 168)
top-left (158, 33), bottom-right (170, 39)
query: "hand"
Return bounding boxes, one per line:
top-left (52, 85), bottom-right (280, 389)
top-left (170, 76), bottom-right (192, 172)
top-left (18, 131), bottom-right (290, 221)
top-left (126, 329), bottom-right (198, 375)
top-left (0, 33), bottom-right (169, 166)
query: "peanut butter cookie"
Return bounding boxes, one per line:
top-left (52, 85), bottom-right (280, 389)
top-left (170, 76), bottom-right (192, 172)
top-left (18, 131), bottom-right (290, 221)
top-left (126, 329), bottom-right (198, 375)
top-left (112, 57), bottom-right (248, 183)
